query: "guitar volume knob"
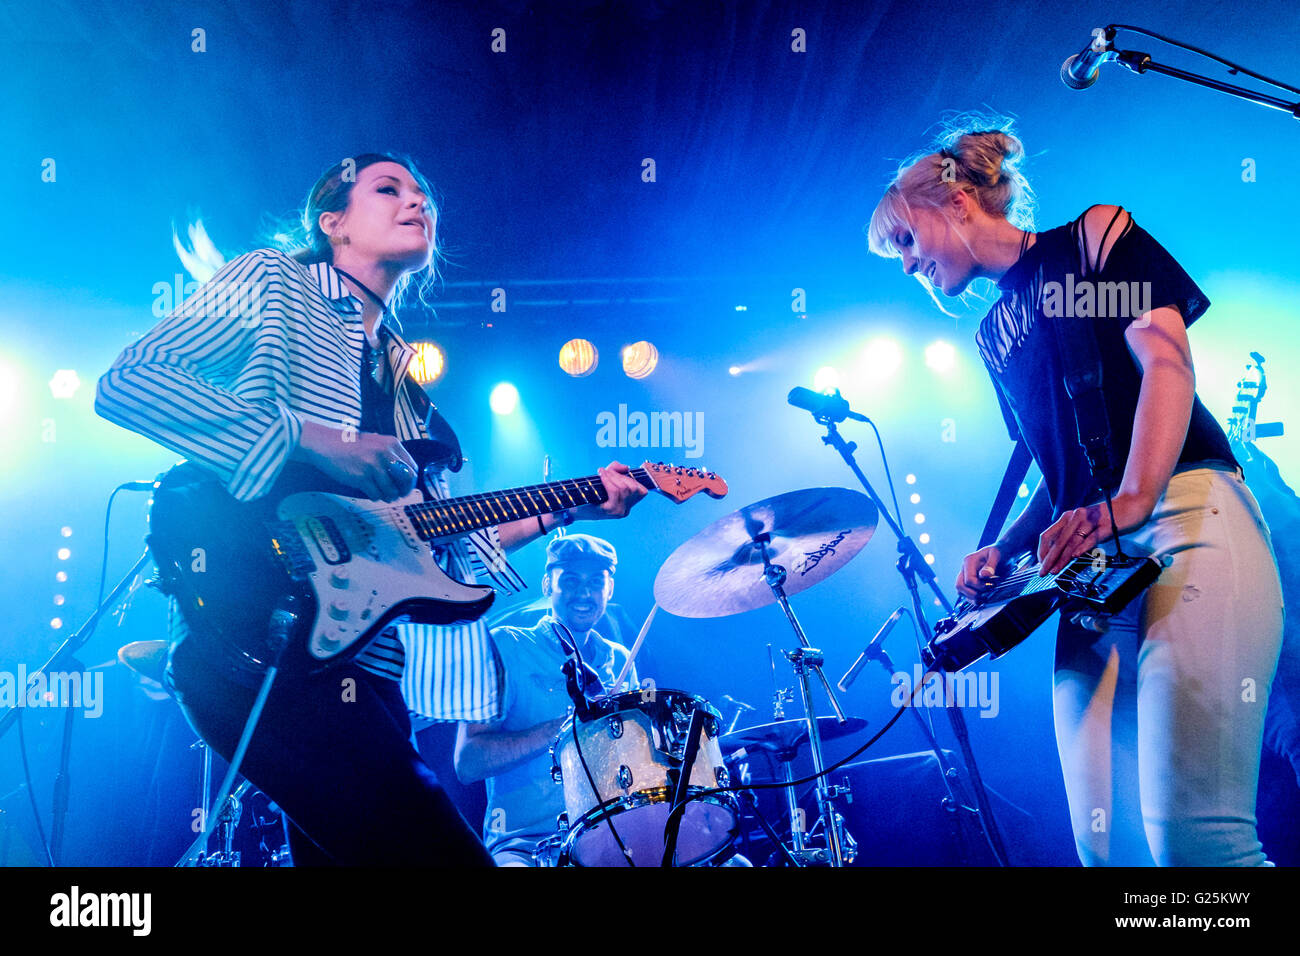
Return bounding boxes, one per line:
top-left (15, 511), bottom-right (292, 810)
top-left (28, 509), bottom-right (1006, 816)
top-left (327, 601), bottom-right (350, 621)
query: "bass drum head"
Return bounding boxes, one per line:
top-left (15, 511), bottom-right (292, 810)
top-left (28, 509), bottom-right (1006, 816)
top-left (568, 792), bottom-right (737, 867)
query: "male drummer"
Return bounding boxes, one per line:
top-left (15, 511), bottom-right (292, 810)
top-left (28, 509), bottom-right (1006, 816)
top-left (453, 534), bottom-right (637, 866)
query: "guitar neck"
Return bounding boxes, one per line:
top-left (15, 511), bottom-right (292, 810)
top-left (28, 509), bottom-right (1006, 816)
top-left (405, 468), bottom-right (654, 540)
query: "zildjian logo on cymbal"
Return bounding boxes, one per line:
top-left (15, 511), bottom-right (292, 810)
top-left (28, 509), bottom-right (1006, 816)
top-left (793, 529), bottom-right (852, 575)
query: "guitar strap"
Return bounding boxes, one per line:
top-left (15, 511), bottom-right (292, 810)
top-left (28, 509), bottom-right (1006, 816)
top-left (402, 375), bottom-right (465, 473)
top-left (1051, 208), bottom-right (1128, 495)
top-left (978, 439), bottom-right (1033, 550)
top-left (977, 208), bottom-right (1126, 551)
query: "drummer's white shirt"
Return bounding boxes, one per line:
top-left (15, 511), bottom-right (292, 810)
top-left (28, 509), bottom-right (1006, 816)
top-left (480, 615), bottom-right (635, 862)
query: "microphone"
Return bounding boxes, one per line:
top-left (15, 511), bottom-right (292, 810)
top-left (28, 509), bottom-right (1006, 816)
top-left (117, 471), bottom-right (166, 492)
top-left (720, 694), bottom-right (755, 734)
top-left (787, 387), bottom-right (869, 424)
top-left (116, 478), bottom-right (161, 494)
top-left (720, 694), bottom-right (755, 713)
top-left (552, 621), bottom-right (601, 718)
top-left (1061, 27), bottom-right (1115, 90)
top-left (838, 606), bottom-right (907, 692)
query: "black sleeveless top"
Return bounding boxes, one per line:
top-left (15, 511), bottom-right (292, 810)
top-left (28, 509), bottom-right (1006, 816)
top-left (360, 334), bottom-right (396, 436)
top-left (977, 208), bottom-right (1237, 518)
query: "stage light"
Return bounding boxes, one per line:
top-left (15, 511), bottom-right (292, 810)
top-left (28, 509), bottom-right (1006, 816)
top-left (913, 513), bottom-right (925, 525)
top-left (813, 366), bottom-right (839, 391)
top-left (409, 342), bottom-right (445, 384)
top-left (50, 618), bottom-right (62, 630)
top-left (919, 533), bottom-right (930, 544)
top-left (925, 340), bottom-right (956, 374)
top-left (1018, 483), bottom-right (1030, 498)
top-left (49, 369), bottom-right (81, 399)
top-left (734, 305), bottom-right (748, 312)
top-left (53, 595), bottom-right (65, 606)
top-left (622, 341), bottom-right (659, 379)
top-left (57, 547), bottom-right (70, 560)
top-left (60, 526), bottom-right (72, 537)
top-left (559, 339), bottom-right (599, 377)
top-left (490, 382), bottom-right (519, 415)
top-left (924, 553), bottom-right (935, 565)
top-left (55, 571), bottom-right (67, 583)
top-left (910, 493), bottom-right (920, 504)
top-left (859, 337), bottom-right (902, 382)
top-left (728, 365), bottom-right (741, 377)
top-left (905, 474), bottom-right (916, 485)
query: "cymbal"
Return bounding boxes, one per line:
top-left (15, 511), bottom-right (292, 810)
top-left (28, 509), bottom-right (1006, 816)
top-left (117, 640), bottom-right (169, 685)
top-left (720, 716), bottom-right (869, 760)
top-left (486, 593), bottom-right (551, 628)
top-left (653, 487), bottom-right (878, 618)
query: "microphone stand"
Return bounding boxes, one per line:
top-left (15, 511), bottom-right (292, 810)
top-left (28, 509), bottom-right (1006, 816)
top-left (1098, 24), bottom-right (1300, 120)
top-left (0, 546), bottom-right (152, 866)
top-left (812, 415), bottom-right (1009, 866)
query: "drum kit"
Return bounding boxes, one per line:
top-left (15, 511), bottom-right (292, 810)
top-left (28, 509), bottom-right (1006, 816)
top-left (537, 486), bottom-right (889, 867)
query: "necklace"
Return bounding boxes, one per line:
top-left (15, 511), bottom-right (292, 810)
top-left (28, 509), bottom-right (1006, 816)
top-left (333, 266), bottom-right (393, 377)
top-left (332, 266), bottom-right (391, 317)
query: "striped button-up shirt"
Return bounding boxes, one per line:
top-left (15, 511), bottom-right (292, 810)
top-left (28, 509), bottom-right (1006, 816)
top-left (95, 248), bottom-right (522, 721)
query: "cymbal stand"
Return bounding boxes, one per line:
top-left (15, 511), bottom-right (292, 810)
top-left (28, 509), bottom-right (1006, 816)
top-left (176, 595), bottom-right (297, 867)
top-left (193, 738), bottom-right (212, 839)
top-left (754, 532), bottom-right (852, 867)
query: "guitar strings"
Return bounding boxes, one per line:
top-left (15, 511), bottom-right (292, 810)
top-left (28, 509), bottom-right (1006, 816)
top-left (407, 469), bottom-right (648, 530)
top-left (313, 466), bottom-right (682, 532)
top-left (976, 555), bottom-right (1108, 602)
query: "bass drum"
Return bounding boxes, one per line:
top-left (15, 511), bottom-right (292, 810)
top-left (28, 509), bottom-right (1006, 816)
top-left (552, 689), bottom-right (738, 867)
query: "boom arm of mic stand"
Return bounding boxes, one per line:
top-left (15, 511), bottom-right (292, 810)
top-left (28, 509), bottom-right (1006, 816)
top-left (1112, 48), bottom-right (1300, 119)
top-left (0, 548), bottom-right (153, 742)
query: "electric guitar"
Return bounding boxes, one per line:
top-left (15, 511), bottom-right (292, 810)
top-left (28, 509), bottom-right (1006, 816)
top-left (922, 550), bottom-right (1162, 673)
top-left (147, 439), bottom-right (728, 681)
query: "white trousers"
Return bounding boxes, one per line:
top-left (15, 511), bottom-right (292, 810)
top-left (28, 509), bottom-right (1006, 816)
top-left (1053, 466), bottom-right (1285, 866)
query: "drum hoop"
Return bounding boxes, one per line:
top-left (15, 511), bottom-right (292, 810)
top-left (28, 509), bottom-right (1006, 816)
top-left (556, 688), bottom-right (723, 739)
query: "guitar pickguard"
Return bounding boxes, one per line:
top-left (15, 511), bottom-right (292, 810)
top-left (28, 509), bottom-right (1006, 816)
top-left (278, 490), bottom-right (494, 661)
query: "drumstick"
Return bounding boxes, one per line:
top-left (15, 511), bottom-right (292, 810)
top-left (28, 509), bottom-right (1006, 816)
top-left (612, 603), bottom-right (657, 692)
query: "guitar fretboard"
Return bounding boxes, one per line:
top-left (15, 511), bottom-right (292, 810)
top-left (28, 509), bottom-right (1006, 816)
top-left (404, 469), bottom-right (652, 540)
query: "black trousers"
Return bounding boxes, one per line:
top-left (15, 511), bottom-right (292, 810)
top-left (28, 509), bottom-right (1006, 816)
top-left (166, 636), bottom-right (494, 867)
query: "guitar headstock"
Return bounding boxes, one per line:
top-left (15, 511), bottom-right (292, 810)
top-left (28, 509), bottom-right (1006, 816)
top-left (641, 461), bottom-right (728, 502)
top-left (1227, 352), bottom-right (1266, 446)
